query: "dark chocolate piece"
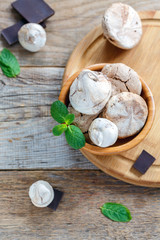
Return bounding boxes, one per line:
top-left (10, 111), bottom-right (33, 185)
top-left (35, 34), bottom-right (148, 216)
top-left (12, 0), bottom-right (55, 23)
top-left (133, 150), bottom-right (156, 174)
top-left (48, 189), bottom-right (63, 211)
top-left (1, 19), bottom-right (26, 45)
top-left (1, 20), bottom-right (46, 45)
top-left (39, 22), bottom-right (47, 29)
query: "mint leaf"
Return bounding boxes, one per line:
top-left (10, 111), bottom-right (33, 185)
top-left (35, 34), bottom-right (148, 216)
top-left (51, 100), bottom-right (68, 123)
top-left (100, 202), bottom-right (132, 222)
top-left (0, 48), bottom-right (20, 77)
top-left (65, 125), bottom-right (85, 149)
top-left (52, 124), bottom-right (67, 136)
top-left (50, 100), bottom-right (85, 149)
top-left (64, 114), bottom-right (75, 125)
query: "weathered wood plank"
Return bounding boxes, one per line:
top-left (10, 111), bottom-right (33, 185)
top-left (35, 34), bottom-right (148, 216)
top-left (0, 170), bottom-right (160, 240)
top-left (0, 0), bottom-right (160, 67)
top-left (0, 67), bottom-right (94, 169)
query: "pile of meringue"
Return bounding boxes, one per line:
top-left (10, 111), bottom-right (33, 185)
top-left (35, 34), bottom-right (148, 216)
top-left (69, 63), bottom-right (148, 148)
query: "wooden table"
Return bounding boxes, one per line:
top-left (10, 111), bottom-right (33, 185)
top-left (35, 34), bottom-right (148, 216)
top-left (0, 1), bottom-right (160, 239)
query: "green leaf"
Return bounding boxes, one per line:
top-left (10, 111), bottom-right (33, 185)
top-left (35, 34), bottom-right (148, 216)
top-left (50, 100), bottom-right (69, 123)
top-left (52, 124), bottom-right (67, 136)
top-left (0, 48), bottom-right (20, 77)
top-left (100, 202), bottom-right (132, 222)
top-left (64, 114), bottom-right (75, 125)
top-left (65, 125), bottom-right (85, 149)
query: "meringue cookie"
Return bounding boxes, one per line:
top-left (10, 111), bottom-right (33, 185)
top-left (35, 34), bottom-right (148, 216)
top-left (69, 70), bottom-right (111, 115)
top-left (102, 3), bottom-right (142, 49)
top-left (102, 63), bottom-right (142, 96)
top-left (88, 118), bottom-right (118, 147)
top-left (103, 92), bottom-right (148, 138)
top-left (18, 23), bottom-right (46, 52)
top-left (29, 180), bottom-right (54, 207)
top-left (68, 104), bottom-right (98, 133)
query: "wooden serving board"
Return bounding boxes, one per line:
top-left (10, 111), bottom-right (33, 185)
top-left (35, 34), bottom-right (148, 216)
top-left (62, 11), bottom-right (160, 187)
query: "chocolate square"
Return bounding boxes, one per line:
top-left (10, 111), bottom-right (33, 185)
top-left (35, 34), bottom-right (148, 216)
top-left (12, 0), bottom-right (55, 23)
top-left (133, 150), bottom-right (156, 174)
top-left (1, 20), bottom-right (26, 45)
top-left (1, 20), bottom-right (46, 45)
top-left (48, 189), bottom-right (63, 211)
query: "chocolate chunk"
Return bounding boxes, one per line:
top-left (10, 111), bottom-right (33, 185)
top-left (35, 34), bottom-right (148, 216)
top-left (12, 0), bottom-right (55, 23)
top-left (133, 150), bottom-right (156, 174)
top-left (48, 189), bottom-right (63, 210)
top-left (1, 20), bottom-right (26, 45)
top-left (1, 20), bottom-right (46, 45)
top-left (39, 22), bottom-right (47, 29)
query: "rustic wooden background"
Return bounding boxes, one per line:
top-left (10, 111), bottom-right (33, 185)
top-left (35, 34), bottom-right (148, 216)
top-left (0, 0), bottom-right (160, 239)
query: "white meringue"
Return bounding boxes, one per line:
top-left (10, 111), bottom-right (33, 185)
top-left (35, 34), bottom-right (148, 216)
top-left (88, 118), bottom-right (118, 147)
top-left (102, 3), bottom-right (142, 49)
top-left (29, 180), bottom-right (54, 207)
top-left (69, 70), bottom-right (111, 115)
top-left (102, 63), bottom-right (142, 96)
top-left (18, 23), bottom-right (46, 52)
top-left (103, 92), bottom-right (148, 138)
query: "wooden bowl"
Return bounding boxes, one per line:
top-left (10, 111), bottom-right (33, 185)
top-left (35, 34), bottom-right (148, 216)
top-left (59, 63), bottom-right (155, 155)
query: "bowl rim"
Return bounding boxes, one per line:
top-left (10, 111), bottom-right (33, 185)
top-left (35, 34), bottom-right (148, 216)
top-left (59, 63), bottom-right (155, 155)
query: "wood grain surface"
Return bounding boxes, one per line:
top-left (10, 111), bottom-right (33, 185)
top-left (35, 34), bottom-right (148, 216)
top-left (1, 170), bottom-right (160, 240)
top-left (0, 0), bottom-right (160, 239)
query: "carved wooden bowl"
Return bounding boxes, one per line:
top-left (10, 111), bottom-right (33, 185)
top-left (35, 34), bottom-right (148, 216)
top-left (59, 63), bottom-right (155, 155)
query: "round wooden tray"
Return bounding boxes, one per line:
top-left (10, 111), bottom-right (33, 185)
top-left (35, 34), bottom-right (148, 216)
top-left (62, 11), bottom-right (160, 187)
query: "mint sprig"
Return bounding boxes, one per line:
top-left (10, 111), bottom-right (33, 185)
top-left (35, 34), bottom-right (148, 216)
top-left (51, 100), bottom-right (68, 123)
top-left (65, 125), bottom-right (85, 149)
top-left (52, 124), bottom-right (67, 136)
top-left (100, 202), bottom-right (132, 222)
top-left (50, 100), bottom-right (85, 149)
top-left (64, 114), bottom-right (75, 125)
top-left (0, 48), bottom-right (20, 78)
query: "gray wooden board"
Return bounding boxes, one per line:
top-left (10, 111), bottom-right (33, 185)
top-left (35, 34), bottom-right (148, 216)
top-left (0, 170), bottom-right (160, 240)
top-left (0, 67), bottom-right (94, 169)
